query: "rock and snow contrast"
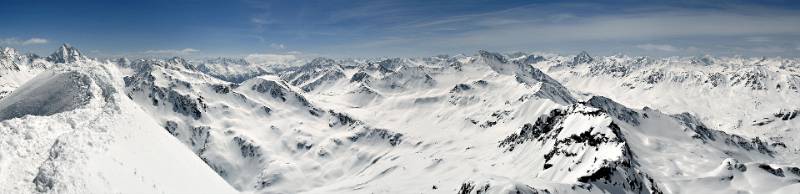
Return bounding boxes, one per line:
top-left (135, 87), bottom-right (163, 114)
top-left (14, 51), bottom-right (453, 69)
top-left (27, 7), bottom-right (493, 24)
top-left (1, 45), bottom-right (799, 194)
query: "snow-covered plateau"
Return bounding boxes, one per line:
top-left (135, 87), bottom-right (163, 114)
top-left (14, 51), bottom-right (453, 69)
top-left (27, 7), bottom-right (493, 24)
top-left (1, 44), bottom-right (798, 194)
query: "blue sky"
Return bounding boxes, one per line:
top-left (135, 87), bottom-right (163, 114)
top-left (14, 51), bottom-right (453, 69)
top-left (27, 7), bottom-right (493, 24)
top-left (1, 0), bottom-right (799, 58)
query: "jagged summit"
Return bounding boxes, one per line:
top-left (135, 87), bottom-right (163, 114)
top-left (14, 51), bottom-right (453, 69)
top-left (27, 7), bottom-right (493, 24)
top-left (1, 47), bottom-right (20, 57)
top-left (573, 50), bottom-right (593, 64)
top-left (47, 43), bottom-right (84, 63)
top-left (0, 47), bottom-right (24, 70)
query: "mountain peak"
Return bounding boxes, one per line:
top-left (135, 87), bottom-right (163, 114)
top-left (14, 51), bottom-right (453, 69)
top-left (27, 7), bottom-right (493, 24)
top-left (48, 43), bottom-right (84, 63)
top-left (573, 51), bottom-right (593, 64)
top-left (1, 47), bottom-right (20, 58)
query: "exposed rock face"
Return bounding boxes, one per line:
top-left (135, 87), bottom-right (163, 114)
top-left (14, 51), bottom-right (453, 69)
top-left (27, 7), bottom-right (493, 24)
top-left (48, 44), bottom-right (85, 64)
top-left (347, 127), bottom-right (403, 146)
top-left (124, 64), bottom-right (206, 120)
top-left (499, 105), bottom-right (662, 194)
top-left (672, 112), bottom-right (776, 156)
top-left (573, 51), bottom-right (593, 65)
top-left (0, 47), bottom-right (25, 71)
top-left (280, 58), bottom-right (346, 92)
top-left (583, 96), bottom-right (641, 126)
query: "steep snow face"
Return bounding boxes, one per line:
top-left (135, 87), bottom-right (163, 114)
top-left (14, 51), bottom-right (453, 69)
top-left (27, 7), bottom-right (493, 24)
top-left (0, 61), bottom-right (235, 194)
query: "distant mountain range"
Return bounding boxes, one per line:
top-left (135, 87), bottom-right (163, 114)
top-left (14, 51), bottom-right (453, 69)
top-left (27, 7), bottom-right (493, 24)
top-left (0, 44), bottom-right (798, 194)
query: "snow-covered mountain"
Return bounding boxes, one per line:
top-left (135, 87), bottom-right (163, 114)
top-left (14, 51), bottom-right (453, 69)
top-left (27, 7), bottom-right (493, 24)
top-left (0, 48), bottom-right (235, 194)
top-left (525, 52), bottom-right (800, 150)
top-left (0, 45), bottom-right (798, 194)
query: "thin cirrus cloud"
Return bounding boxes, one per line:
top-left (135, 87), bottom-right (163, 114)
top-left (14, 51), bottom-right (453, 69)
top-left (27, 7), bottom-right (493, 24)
top-left (0, 37), bottom-right (49, 46)
top-left (309, 2), bottom-right (800, 56)
top-left (143, 48), bottom-right (199, 55)
top-left (420, 10), bottom-right (799, 48)
top-left (636, 44), bottom-right (679, 52)
top-left (269, 43), bottom-right (286, 49)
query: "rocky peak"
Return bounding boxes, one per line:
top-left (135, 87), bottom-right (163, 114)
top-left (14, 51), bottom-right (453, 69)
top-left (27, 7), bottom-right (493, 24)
top-left (691, 55), bottom-right (715, 66)
top-left (573, 51), bottom-right (593, 64)
top-left (478, 50), bottom-right (508, 64)
top-left (166, 57), bottom-right (195, 70)
top-left (582, 96), bottom-right (641, 125)
top-left (115, 57), bottom-right (131, 67)
top-left (479, 50), bottom-right (513, 74)
top-left (48, 43), bottom-right (84, 63)
top-left (0, 47), bottom-right (25, 71)
top-left (1, 47), bottom-right (20, 58)
top-left (376, 58), bottom-right (403, 73)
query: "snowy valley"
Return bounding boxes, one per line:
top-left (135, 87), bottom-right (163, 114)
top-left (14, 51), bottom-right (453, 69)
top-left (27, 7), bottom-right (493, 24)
top-left (0, 44), bottom-right (799, 194)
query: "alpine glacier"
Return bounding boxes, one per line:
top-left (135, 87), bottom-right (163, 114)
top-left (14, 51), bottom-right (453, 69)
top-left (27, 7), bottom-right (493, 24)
top-left (0, 44), bottom-right (798, 194)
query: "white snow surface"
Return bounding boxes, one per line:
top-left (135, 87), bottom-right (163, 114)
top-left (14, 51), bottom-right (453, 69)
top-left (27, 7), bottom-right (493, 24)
top-left (0, 60), bottom-right (235, 193)
top-left (0, 46), bottom-right (798, 194)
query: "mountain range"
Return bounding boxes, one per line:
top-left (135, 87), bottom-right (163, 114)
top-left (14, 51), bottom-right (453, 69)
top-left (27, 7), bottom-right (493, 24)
top-left (0, 44), bottom-right (798, 194)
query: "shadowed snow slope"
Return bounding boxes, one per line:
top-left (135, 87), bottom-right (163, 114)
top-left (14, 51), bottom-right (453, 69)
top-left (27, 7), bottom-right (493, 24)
top-left (0, 71), bottom-right (93, 120)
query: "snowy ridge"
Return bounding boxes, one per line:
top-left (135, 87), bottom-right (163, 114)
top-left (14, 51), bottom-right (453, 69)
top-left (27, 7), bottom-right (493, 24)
top-left (0, 45), bottom-right (798, 193)
top-left (0, 47), bottom-right (54, 99)
top-left (119, 56), bottom-right (409, 193)
top-left (0, 59), bottom-right (235, 193)
top-left (193, 57), bottom-right (270, 83)
top-left (526, 51), bottom-right (800, 154)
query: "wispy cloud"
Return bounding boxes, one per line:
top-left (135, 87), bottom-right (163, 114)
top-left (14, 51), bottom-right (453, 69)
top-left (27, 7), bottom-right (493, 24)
top-left (636, 44), bottom-right (679, 52)
top-left (0, 37), bottom-right (49, 46)
top-left (23, 38), bottom-right (48, 45)
top-left (144, 48), bottom-right (199, 55)
top-left (431, 11), bottom-right (800, 48)
top-left (318, 2), bottom-right (800, 56)
top-left (269, 43), bottom-right (285, 49)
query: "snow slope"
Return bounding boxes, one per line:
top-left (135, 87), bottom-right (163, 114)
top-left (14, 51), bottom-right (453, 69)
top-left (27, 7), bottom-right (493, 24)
top-left (0, 59), bottom-right (236, 193)
top-left (526, 52), bottom-right (800, 155)
top-left (0, 45), bottom-right (798, 194)
top-left (117, 49), bottom-right (799, 193)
